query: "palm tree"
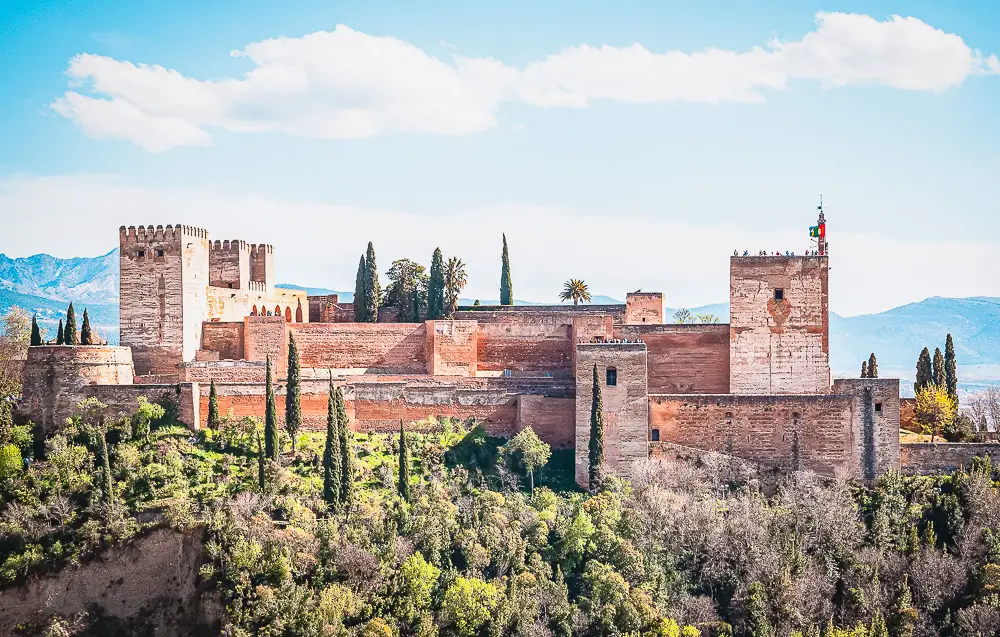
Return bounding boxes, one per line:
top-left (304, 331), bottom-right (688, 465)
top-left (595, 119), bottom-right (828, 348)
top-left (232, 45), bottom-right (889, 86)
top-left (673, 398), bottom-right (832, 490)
top-left (443, 257), bottom-right (468, 317)
top-left (560, 279), bottom-right (592, 305)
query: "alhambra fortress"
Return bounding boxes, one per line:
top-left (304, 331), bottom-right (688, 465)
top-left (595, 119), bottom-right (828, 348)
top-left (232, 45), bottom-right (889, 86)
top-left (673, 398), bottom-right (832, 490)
top-left (19, 221), bottom-right (995, 486)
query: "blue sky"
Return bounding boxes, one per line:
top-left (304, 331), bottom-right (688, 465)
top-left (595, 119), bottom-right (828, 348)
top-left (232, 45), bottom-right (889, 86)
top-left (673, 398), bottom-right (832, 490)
top-left (2, 0), bottom-right (999, 315)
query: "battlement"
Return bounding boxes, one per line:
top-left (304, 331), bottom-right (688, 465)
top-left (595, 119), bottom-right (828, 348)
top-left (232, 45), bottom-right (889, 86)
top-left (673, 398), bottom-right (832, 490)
top-left (249, 244), bottom-right (274, 256)
top-left (211, 239), bottom-right (250, 252)
top-left (247, 280), bottom-right (267, 292)
top-left (119, 224), bottom-right (209, 245)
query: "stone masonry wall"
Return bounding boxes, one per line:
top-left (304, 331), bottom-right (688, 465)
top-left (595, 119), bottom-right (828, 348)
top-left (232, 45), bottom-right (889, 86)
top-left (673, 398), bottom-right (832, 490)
top-left (288, 323), bottom-right (427, 373)
top-left (730, 256), bottom-right (830, 394)
top-left (624, 292), bottom-right (664, 325)
top-left (615, 324), bottom-right (730, 394)
top-left (900, 443), bottom-right (1000, 475)
top-left (243, 316), bottom-right (288, 372)
top-left (649, 394), bottom-right (855, 478)
top-left (471, 315), bottom-right (573, 374)
top-left (426, 320), bottom-right (478, 376)
top-left (518, 395), bottom-right (575, 449)
top-left (84, 383), bottom-right (201, 429)
top-left (201, 321), bottom-right (245, 360)
top-left (20, 346), bottom-right (135, 434)
top-left (833, 378), bottom-right (900, 480)
top-left (575, 343), bottom-right (649, 488)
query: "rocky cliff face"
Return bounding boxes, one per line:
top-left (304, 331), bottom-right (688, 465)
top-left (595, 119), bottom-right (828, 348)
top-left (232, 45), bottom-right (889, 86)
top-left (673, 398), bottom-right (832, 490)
top-left (0, 528), bottom-right (221, 636)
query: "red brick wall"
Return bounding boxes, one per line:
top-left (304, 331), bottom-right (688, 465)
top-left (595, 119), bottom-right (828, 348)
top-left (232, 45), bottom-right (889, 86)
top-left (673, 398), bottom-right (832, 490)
top-left (649, 394), bottom-right (855, 478)
top-left (288, 323), bottom-right (426, 372)
top-left (181, 362), bottom-right (266, 383)
top-left (244, 316), bottom-right (287, 371)
top-left (624, 292), bottom-right (663, 324)
top-left (615, 324), bottom-right (730, 394)
top-left (517, 395), bottom-right (574, 449)
top-left (426, 320), bottom-right (478, 376)
top-left (468, 314), bottom-right (574, 373)
top-left (201, 321), bottom-right (245, 360)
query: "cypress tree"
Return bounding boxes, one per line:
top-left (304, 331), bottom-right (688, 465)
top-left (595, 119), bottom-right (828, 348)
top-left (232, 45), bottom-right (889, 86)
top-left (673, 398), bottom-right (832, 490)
top-left (64, 303), bottom-right (78, 345)
top-left (285, 334), bottom-right (302, 452)
top-left (500, 234), bottom-right (513, 306)
top-left (867, 353), bottom-right (878, 378)
top-left (398, 420), bottom-right (410, 502)
top-left (96, 429), bottom-right (113, 506)
top-left (933, 347), bottom-right (946, 388)
top-left (264, 356), bottom-right (279, 459)
top-left (30, 315), bottom-right (41, 346)
top-left (354, 254), bottom-right (368, 322)
top-left (336, 387), bottom-right (354, 504)
top-left (364, 242), bottom-right (380, 323)
top-left (427, 248), bottom-right (445, 320)
top-left (80, 308), bottom-right (93, 345)
top-left (915, 347), bottom-right (932, 394)
top-left (945, 333), bottom-right (958, 400)
top-left (588, 364), bottom-right (605, 492)
top-left (256, 430), bottom-right (266, 491)
top-left (408, 288), bottom-right (420, 323)
top-left (207, 380), bottom-right (220, 429)
top-left (323, 376), bottom-right (341, 507)
top-left (56, 319), bottom-right (64, 345)
top-left (861, 361), bottom-right (868, 378)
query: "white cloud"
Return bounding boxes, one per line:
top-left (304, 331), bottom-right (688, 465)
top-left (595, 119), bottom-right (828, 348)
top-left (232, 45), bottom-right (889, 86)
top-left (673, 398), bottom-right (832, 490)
top-left (2, 173), bottom-right (998, 316)
top-left (52, 14), bottom-right (997, 151)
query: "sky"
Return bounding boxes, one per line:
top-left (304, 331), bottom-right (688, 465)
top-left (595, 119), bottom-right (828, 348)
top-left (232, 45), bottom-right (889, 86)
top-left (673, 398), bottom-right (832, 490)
top-left (1, 0), bottom-right (999, 316)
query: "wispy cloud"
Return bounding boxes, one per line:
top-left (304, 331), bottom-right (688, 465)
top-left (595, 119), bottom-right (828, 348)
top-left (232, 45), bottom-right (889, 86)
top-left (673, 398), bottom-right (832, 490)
top-left (90, 31), bottom-right (137, 49)
top-left (53, 13), bottom-right (998, 152)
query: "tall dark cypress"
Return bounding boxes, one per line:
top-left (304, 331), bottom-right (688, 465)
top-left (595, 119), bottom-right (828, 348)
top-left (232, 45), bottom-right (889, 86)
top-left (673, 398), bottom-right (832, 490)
top-left (588, 364), bottom-right (605, 492)
top-left (256, 431), bottom-right (266, 491)
top-left (207, 380), bottom-right (220, 429)
top-left (408, 288), bottom-right (420, 323)
top-left (915, 347), bottom-right (932, 394)
top-left (861, 361), bottom-right (868, 378)
top-left (398, 420), bottom-right (410, 502)
top-left (945, 334), bottom-right (958, 400)
top-left (285, 334), bottom-right (302, 452)
top-left (264, 356), bottom-right (279, 459)
top-left (932, 347), bottom-right (946, 388)
top-left (427, 248), bottom-right (445, 320)
top-left (56, 319), bottom-right (64, 345)
top-left (96, 429), bottom-right (113, 506)
top-left (30, 315), bottom-right (41, 346)
top-left (500, 234), bottom-right (513, 306)
top-left (364, 242), bottom-right (380, 323)
top-left (867, 353), bottom-right (878, 379)
top-left (64, 303), bottom-right (78, 345)
top-left (80, 308), bottom-right (93, 345)
top-left (335, 387), bottom-right (354, 504)
top-left (354, 255), bottom-right (368, 322)
top-left (323, 376), bottom-right (341, 507)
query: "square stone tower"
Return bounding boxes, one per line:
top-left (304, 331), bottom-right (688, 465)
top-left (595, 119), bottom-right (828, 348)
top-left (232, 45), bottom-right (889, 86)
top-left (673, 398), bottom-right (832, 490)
top-left (624, 292), bottom-right (664, 324)
top-left (119, 225), bottom-right (210, 376)
top-left (729, 255), bottom-right (830, 394)
top-left (575, 342), bottom-right (648, 488)
top-left (209, 239), bottom-right (251, 289)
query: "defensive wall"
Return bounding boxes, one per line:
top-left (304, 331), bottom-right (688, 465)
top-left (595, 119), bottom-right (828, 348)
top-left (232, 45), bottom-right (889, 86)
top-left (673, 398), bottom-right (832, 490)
top-left (900, 443), bottom-right (1000, 475)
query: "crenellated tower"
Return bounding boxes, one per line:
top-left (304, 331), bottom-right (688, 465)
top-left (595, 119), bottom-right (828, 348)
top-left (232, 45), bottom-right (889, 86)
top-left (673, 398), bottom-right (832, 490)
top-left (250, 244), bottom-right (274, 291)
top-left (119, 224), bottom-right (210, 376)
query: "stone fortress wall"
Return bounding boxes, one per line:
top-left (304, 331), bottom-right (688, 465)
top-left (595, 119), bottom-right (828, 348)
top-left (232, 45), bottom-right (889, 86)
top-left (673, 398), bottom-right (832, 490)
top-left (19, 222), bottom-right (992, 487)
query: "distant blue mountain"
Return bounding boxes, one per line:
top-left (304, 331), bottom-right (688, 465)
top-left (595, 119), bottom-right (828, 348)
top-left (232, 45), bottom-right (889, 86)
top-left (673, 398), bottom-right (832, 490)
top-left (4, 252), bottom-right (999, 392)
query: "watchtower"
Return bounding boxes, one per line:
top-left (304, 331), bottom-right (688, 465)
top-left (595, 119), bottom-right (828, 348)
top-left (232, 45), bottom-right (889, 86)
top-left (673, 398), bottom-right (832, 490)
top-left (250, 244), bottom-right (274, 291)
top-left (209, 239), bottom-right (251, 289)
top-left (729, 212), bottom-right (831, 394)
top-left (119, 224), bottom-right (210, 376)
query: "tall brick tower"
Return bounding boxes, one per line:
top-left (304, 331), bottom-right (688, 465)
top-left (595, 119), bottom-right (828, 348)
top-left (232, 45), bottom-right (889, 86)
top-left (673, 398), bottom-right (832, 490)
top-left (119, 225), bottom-right (210, 376)
top-left (729, 213), bottom-right (830, 394)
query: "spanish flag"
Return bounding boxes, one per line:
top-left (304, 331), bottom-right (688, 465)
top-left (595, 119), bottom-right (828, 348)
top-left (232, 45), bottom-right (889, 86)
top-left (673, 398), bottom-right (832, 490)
top-left (809, 223), bottom-right (825, 238)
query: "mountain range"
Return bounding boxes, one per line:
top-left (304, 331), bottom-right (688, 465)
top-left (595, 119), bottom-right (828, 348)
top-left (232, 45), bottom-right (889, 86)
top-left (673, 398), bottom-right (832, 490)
top-left (3, 249), bottom-right (997, 394)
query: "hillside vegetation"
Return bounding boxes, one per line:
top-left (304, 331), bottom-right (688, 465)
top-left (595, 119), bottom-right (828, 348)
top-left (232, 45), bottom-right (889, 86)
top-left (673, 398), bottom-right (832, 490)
top-left (4, 398), bottom-right (1000, 636)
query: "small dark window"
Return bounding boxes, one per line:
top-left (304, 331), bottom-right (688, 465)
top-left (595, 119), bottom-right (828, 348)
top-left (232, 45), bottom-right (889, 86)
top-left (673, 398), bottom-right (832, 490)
top-left (651, 428), bottom-right (660, 441)
top-left (606, 367), bottom-right (617, 386)
top-left (774, 288), bottom-right (785, 301)
top-left (136, 250), bottom-right (145, 258)
top-left (875, 402), bottom-right (883, 412)
top-left (155, 249), bottom-right (164, 257)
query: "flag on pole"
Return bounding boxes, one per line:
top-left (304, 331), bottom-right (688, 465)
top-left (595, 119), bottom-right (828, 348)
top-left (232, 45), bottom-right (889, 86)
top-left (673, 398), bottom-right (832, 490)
top-left (809, 223), bottom-right (826, 238)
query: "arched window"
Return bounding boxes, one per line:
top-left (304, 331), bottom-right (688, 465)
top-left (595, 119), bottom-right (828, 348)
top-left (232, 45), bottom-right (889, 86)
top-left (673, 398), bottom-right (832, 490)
top-left (251, 305), bottom-right (257, 316)
top-left (295, 301), bottom-right (303, 323)
top-left (274, 305), bottom-right (281, 317)
top-left (285, 307), bottom-right (292, 322)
